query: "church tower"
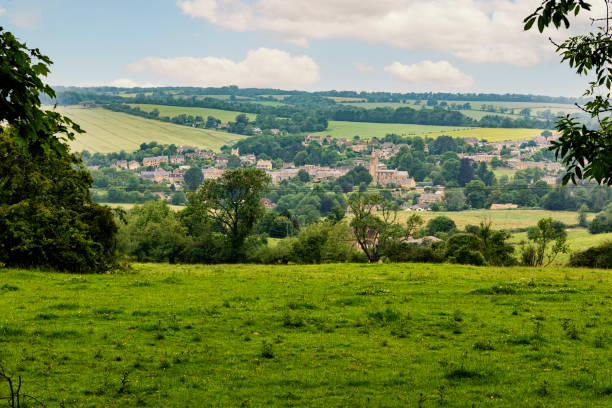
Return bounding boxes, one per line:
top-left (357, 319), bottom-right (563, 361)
top-left (369, 156), bottom-right (378, 183)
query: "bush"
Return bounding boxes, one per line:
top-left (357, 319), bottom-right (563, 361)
top-left (383, 240), bottom-right (445, 263)
top-left (290, 221), bottom-right (363, 263)
top-left (117, 201), bottom-right (187, 263)
top-left (252, 221), bottom-right (364, 264)
top-left (570, 241), bottom-right (612, 268)
top-left (445, 233), bottom-right (487, 266)
top-left (588, 206), bottom-right (612, 234)
top-left (426, 216), bottom-right (457, 236)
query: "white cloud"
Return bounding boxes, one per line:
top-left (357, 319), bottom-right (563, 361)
top-left (353, 62), bottom-right (375, 73)
top-left (0, 8), bottom-right (7, 16)
top-left (76, 78), bottom-right (160, 88)
top-left (10, 10), bottom-right (40, 29)
top-left (177, 0), bottom-right (555, 66)
top-left (126, 48), bottom-right (320, 89)
top-left (384, 60), bottom-right (475, 89)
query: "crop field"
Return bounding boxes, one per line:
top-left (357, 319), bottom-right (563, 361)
top-left (0, 263), bottom-right (610, 407)
top-left (395, 209), bottom-right (589, 230)
top-left (127, 104), bottom-right (255, 123)
top-left (313, 121), bottom-right (546, 141)
top-left (54, 107), bottom-right (246, 153)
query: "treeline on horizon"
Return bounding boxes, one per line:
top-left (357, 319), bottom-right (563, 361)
top-left (50, 88), bottom-right (555, 130)
top-left (51, 85), bottom-right (587, 104)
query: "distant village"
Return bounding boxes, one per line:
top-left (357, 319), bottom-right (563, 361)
top-left (91, 133), bottom-right (564, 210)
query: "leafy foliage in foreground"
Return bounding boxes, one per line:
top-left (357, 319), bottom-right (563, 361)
top-left (0, 27), bottom-right (118, 272)
top-left (525, 1), bottom-right (612, 184)
top-left (0, 264), bottom-right (610, 407)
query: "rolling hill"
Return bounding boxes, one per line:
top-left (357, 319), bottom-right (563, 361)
top-left (53, 106), bottom-right (246, 153)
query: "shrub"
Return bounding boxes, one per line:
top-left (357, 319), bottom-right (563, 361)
top-left (426, 216), bottom-right (457, 236)
top-left (569, 241), bottom-right (612, 268)
top-left (383, 241), bottom-right (445, 263)
top-left (290, 221), bottom-right (362, 264)
top-left (446, 233), bottom-right (486, 266)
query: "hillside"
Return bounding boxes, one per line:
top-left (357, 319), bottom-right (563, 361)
top-left (127, 103), bottom-right (256, 123)
top-left (54, 107), bottom-right (246, 153)
top-left (1, 264), bottom-right (610, 407)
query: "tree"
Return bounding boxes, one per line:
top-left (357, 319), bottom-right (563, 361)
top-left (426, 216), bottom-right (457, 236)
top-left (117, 201), bottom-right (187, 263)
top-left (0, 27), bottom-right (118, 273)
top-left (405, 213), bottom-right (424, 237)
top-left (183, 167), bottom-right (203, 191)
top-left (297, 169), bottom-right (310, 182)
top-left (524, 1), bottom-right (612, 184)
top-left (348, 192), bottom-right (399, 262)
top-left (227, 155), bottom-right (242, 169)
top-left (171, 191), bottom-right (187, 205)
top-left (443, 189), bottom-right (467, 211)
top-left (578, 204), bottom-right (589, 227)
top-left (186, 169), bottom-right (270, 261)
top-left (465, 180), bottom-right (488, 209)
top-left (521, 218), bottom-right (569, 267)
top-left (458, 158), bottom-right (475, 187)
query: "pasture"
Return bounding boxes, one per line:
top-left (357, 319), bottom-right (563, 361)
top-left (336, 100), bottom-right (579, 122)
top-left (54, 107), bottom-right (245, 153)
top-left (397, 209), bottom-right (587, 230)
top-left (313, 121), bottom-right (547, 141)
top-left (127, 104), bottom-right (256, 123)
top-left (510, 228), bottom-right (612, 264)
top-left (0, 263), bottom-right (609, 407)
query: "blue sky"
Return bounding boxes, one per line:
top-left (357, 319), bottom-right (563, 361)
top-left (0, 0), bottom-right (596, 97)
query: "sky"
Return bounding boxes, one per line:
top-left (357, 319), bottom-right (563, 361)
top-left (0, 0), bottom-right (604, 97)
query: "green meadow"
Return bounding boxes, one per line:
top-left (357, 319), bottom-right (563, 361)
top-left (510, 228), bottom-right (612, 264)
top-left (0, 264), bottom-right (610, 407)
top-left (127, 103), bottom-right (256, 123)
top-left (54, 107), bottom-right (245, 153)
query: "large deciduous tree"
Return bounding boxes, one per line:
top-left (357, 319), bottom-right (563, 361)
top-left (186, 169), bottom-right (270, 262)
top-left (524, 1), bottom-right (612, 184)
top-left (348, 192), bottom-right (400, 262)
top-left (0, 27), bottom-right (118, 272)
top-left (183, 167), bottom-right (204, 191)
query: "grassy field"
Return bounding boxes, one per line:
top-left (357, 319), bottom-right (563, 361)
top-left (396, 209), bottom-right (588, 230)
top-left (493, 168), bottom-right (516, 180)
top-left (127, 104), bottom-right (255, 123)
top-left (510, 228), bottom-right (612, 264)
top-left (98, 202), bottom-right (185, 211)
top-left (313, 121), bottom-right (546, 141)
top-left (54, 107), bottom-right (246, 153)
top-left (0, 263), bottom-right (610, 407)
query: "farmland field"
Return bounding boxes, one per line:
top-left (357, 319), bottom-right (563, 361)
top-left (127, 104), bottom-right (256, 123)
top-left (395, 209), bottom-right (589, 230)
top-left (313, 121), bottom-right (547, 141)
top-left (1, 263), bottom-right (610, 407)
top-left (54, 107), bottom-right (246, 153)
top-left (510, 228), bottom-right (612, 264)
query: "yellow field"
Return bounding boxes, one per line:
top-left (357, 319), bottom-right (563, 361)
top-left (99, 202), bottom-right (185, 211)
top-left (396, 209), bottom-right (589, 230)
top-left (326, 96), bottom-right (367, 102)
top-left (54, 107), bottom-right (246, 153)
top-left (419, 127), bottom-right (547, 142)
top-left (313, 121), bottom-right (546, 141)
